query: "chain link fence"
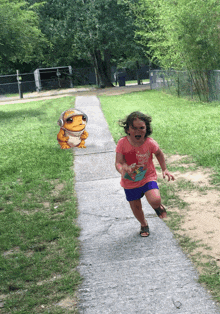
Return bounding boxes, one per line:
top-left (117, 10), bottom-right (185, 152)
top-left (0, 73), bottom-right (36, 95)
top-left (0, 66), bottom-right (96, 97)
top-left (0, 64), bottom-right (151, 98)
top-left (150, 69), bottom-right (220, 102)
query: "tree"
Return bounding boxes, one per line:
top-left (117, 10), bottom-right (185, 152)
top-left (146, 0), bottom-right (220, 70)
top-left (27, 0), bottom-right (79, 69)
top-left (28, 0), bottom-right (137, 86)
top-left (0, 0), bottom-right (47, 74)
top-left (72, 0), bottom-right (138, 87)
top-left (133, 0), bottom-right (220, 100)
top-left (7, 0), bottom-right (145, 87)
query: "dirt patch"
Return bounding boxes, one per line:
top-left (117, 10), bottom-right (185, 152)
top-left (176, 188), bottom-right (220, 265)
top-left (157, 154), bottom-right (220, 268)
top-left (56, 296), bottom-right (77, 311)
top-left (173, 169), bottom-right (213, 187)
top-left (51, 183), bottom-right (65, 197)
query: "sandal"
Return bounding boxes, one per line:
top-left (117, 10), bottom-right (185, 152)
top-left (140, 225), bottom-right (150, 237)
top-left (154, 204), bottom-right (167, 219)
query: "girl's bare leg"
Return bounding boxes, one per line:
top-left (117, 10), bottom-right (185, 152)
top-left (129, 199), bottom-right (149, 236)
top-left (145, 189), bottom-right (167, 218)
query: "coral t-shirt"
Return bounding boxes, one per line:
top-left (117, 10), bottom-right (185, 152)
top-left (116, 137), bottom-right (159, 189)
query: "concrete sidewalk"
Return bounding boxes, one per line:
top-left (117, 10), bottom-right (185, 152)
top-left (74, 96), bottom-right (220, 314)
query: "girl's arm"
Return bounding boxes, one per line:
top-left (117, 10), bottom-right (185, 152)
top-left (154, 148), bottom-right (175, 181)
top-left (115, 152), bottom-right (133, 177)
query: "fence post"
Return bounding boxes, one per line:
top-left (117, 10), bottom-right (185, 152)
top-left (56, 69), bottom-right (61, 88)
top-left (16, 70), bottom-right (23, 98)
top-left (68, 66), bottom-right (74, 88)
top-left (190, 74), bottom-right (193, 99)
top-left (207, 70), bottom-right (216, 102)
top-left (150, 72), bottom-right (154, 89)
top-left (177, 72), bottom-right (180, 97)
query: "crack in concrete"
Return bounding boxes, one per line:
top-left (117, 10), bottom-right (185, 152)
top-left (80, 211), bottom-right (157, 220)
top-left (80, 211), bottom-right (133, 221)
top-left (75, 176), bottom-right (120, 183)
top-left (74, 150), bottom-right (115, 156)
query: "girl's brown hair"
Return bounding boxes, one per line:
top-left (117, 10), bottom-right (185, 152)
top-left (119, 111), bottom-right (152, 138)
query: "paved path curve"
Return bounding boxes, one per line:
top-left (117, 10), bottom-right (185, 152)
top-left (74, 96), bottom-right (220, 314)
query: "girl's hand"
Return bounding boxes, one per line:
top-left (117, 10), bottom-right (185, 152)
top-left (116, 163), bottom-right (133, 176)
top-left (162, 169), bottom-right (175, 181)
top-left (122, 164), bottom-right (135, 176)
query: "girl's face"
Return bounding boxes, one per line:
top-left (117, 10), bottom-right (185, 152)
top-left (127, 118), bottom-right (147, 145)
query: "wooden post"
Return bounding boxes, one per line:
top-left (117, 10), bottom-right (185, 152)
top-left (16, 70), bottom-right (23, 98)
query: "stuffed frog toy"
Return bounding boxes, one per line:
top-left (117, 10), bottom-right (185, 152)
top-left (57, 108), bottom-right (89, 149)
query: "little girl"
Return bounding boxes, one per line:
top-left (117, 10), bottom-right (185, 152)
top-left (115, 111), bottom-right (175, 237)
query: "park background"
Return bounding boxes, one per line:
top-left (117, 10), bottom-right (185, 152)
top-left (1, 0), bottom-right (220, 313)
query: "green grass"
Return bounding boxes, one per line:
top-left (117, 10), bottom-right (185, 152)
top-left (1, 89), bottom-right (220, 311)
top-left (3, 93), bottom-right (20, 98)
top-left (99, 89), bottom-right (220, 304)
top-left (0, 97), bottom-right (80, 313)
top-left (99, 89), bottom-right (220, 182)
top-left (125, 79), bottom-right (149, 85)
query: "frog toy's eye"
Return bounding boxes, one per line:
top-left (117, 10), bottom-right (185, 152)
top-left (66, 117), bottom-right (73, 123)
top-left (82, 115), bottom-right (87, 121)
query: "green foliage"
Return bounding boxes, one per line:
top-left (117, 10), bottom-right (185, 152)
top-left (30, 0), bottom-right (80, 68)
top-left (72, 0), bottom-right (138, 86)
top-left (0, 0), bottom-right (47, 73)
top-left (135, 0), bottom-right (220, 70)
top-left (28, 0), bottom-right (142, 86)
top-left (73, 0), bottom-right (135, 58)
top-left (1, 0), bottom-right (148, 81)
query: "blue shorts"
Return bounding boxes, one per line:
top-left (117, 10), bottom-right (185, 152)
top-left (124, 181), bottom-right (159, 202)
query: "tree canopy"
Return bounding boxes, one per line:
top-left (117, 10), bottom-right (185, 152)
top-left (0, 0), bottom-right (47, 73)
top-left (35, 0), bottom-right (141, 87)
top-left (1, 0), bottom-right (147, 86)
top-left (3, 0), bottom-right (219, 91)
top-left (135, 0), bottom-right (220, 71)
top-left (73, 0), bottom-right (139, 86)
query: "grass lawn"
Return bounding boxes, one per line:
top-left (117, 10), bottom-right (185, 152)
top-left (99, 89), bottom-right (220, 303)
top-left (1, 89), bottom-right (220, 312)
top-left (100, 89), bottom-right (220, 181)
top-left (0, 96), bottom-right (80, 313)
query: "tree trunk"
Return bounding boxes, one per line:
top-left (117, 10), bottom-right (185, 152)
top-left (104, 49), bottom-right (112, 85)
top-left (94, 67), bottom-right (100, 87)
top-left (92, 50), bottom-right (113, 88)
top-left (136, 61), bottom-right (140, 85)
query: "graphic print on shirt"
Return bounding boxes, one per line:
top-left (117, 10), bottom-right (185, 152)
top-left (124, 150), bottom-right (151, 182)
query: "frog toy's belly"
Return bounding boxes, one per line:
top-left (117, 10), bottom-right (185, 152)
top-left (65, 130), bottom-right (83, 147)
top-left (67, 135), bottom-right (81, 147)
